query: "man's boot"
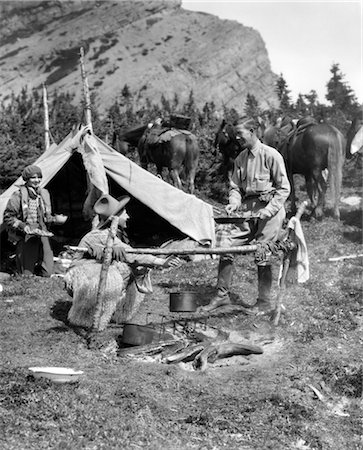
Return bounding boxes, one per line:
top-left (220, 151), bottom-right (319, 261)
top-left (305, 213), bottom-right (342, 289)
top-left (200, 259), bottom-right (233, 311)
top-left (254, 265), bottom-right (274, 312)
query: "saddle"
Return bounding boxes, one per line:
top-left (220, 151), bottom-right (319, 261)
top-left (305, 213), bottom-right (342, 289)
top-left (145, 126), bottom-right (191, 146)
top-left (282, 116), bottom-right (317, 148)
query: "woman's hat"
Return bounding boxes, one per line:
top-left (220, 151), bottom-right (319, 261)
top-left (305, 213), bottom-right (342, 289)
top-left (94, 194), bottom-right (130, 227)
top-left (22, 165), bottom-right (42, 181)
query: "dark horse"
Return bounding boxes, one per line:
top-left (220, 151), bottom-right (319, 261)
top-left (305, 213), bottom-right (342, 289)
top-left (138, 121), bottom-right (200, 194)
top-left (214, 120), bottom-right (242, 182)
top-left (263, 117), bottom-right (346, 219)
top-left (111, 124), bottom-right (149, 155)
top-left (214, 118), bottom-right (267, 182)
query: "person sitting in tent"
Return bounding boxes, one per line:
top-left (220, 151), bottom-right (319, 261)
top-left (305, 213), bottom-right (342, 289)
top-left (64, 194), bottom-right (181, 330)
top-left (3, 164), bottom-right (67, 277)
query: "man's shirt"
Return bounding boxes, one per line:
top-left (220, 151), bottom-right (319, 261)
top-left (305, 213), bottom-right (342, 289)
top-left (229, 139), bottom-right (290, 217)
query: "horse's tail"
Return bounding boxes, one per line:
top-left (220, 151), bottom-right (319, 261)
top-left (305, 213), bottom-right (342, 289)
top-left (184, 135), bottom-right (200, 169)
top-left (183, 134), bottom-right (200, 194)
top-left (327, 126), bottom-right (346, 219)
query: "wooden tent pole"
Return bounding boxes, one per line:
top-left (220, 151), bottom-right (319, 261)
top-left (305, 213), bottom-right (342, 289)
top-left (92, 216), bottom-right (119, 331)
top-left (42, 83), bottom-right (50, 151)
top-left (79, 46), bottom-right (93, 131)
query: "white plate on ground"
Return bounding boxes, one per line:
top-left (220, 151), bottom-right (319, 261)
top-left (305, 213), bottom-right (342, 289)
top-left (28, 367), bottom-right (84, 383)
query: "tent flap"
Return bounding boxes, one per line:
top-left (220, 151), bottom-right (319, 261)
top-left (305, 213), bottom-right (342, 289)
top-left (0, 131), bottom-right (215, 245)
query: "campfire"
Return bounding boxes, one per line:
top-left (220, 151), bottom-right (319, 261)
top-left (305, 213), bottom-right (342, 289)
top-left (117, 315), bottom-right (265, 371)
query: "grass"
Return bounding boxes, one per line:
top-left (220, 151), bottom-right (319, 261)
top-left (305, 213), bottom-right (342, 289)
top-left (0, 190), bottom-right (362, 449)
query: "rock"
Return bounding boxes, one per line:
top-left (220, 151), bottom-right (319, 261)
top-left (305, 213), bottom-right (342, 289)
top-left (0, 0), bottom-right (278, 113)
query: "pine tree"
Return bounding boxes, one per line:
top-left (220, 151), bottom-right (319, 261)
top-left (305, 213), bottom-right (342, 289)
top-left (244, 93), bottom-right (261, 119)
top-left (295, 94), bottom-right (308, 117)
top-left (160, 94), bottom-right (171, 114)
top-left (304, 90), bottom-right (318, 117)
top-left (275, 74), bottom-right (291, 114)
top-left (326, 63), bottom-right (359, 115)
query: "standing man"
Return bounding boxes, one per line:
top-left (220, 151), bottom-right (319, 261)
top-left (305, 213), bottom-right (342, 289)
top-left (4, 164), bottom-right (67, 276)
top-left (201, 121), bottom-right (291, 313)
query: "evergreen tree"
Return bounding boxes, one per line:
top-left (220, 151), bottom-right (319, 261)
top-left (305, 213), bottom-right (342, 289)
top-left (172, 93), bottom-right (179, 110)
top-left (326, 63), bottom-right (359, 115)
top-left (295, 94), bottom-right (308, 117)
top-left (121, 84), bottom-right (132, 100)
top-left (160, 94), bottom-right (171, 114)
top-left (275, 74), bottom-right (291, 114)
top-left (244, 93), bottom-right (261, 120)
top-left (183, 90), bottom-right (196, 116)
top-left (304, 90), bottom-right (318, 117)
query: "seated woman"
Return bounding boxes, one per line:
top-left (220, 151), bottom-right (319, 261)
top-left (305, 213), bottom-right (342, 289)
top-left (64, 194), bottom-right (180, 330)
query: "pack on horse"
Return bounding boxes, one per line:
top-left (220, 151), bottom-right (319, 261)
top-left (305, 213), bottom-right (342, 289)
top-left (262, 117), bottom-right (346, 220)
top-left (138, 119), bottom-right (200, 194)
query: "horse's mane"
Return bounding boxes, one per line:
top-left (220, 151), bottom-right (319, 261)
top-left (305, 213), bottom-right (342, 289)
top-left (119, 124), bottom-right (148, 146)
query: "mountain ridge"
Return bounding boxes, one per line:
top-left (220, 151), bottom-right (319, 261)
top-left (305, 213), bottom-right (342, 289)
top-left (0, 0), bottom-right (279, 115)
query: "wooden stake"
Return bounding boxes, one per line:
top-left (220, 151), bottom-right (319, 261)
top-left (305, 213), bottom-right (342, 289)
top-left (42, 83), bottom-right (50, 151)
top-left (92, 216), bottom-right (119, 331)
top-left (272, 200), bottom-right (309, 326)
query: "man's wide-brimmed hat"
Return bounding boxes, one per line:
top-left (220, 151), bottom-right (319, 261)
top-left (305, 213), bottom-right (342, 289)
top-left (94, 194), bottom-right (130, 227)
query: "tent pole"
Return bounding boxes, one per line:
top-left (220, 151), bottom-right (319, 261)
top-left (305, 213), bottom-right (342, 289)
top-left (42, 83), bottom-right (50, 151)
top-left (92, 216), bottom-right (119, 331)
top-left (79, 46), bottom-right (93, 132)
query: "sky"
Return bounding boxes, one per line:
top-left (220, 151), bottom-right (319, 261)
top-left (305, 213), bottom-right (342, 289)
top-left (182, 0), bottom-right (363, 104)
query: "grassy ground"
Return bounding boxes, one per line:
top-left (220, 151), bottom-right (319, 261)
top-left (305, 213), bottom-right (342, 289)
top-left (0, 166), bottom-right (362, 449)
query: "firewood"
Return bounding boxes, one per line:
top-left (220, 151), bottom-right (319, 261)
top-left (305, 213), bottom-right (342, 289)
top-left (161, 341), bottom-right (189, 360)
top-left (193, 342), bottom-right (263, 371)
top-left (214, 342), bottom-right (263, 358)
top-left (118, 339), bottom-right (179, 357)
top-left (193, 345), bottom-right (218, 371)
top-left (164, 344), bottom-right (205, 364)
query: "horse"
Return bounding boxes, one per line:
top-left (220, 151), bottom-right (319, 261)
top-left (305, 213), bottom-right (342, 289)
top-left (111, 124), bottom-right (149, 155)
top-left (138, 121), bottom-right (200, 194)
top-left (111, 131), bottom-right (130, 155)
top-left (213, 120), bottom-right (242, 182)
top-left (214, 118), bottom-right (267, 182)
top-left (262, 117), bottom-right (346, 220)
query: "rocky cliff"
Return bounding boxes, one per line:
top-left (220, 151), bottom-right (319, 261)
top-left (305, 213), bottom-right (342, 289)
top-left (0, 0), bottom-right (279, 115)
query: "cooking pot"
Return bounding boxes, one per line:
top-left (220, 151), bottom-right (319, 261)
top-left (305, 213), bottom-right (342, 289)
top-left (169, 291), bottom-right (198, 312)
top-left (121, 323), bottom-right (155, 346)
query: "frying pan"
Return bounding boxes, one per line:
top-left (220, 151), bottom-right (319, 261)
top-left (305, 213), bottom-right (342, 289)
top-left (121, 323), bottom-right (155, 346)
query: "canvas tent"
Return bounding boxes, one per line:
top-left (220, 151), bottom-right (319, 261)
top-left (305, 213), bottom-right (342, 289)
top-left (0, 127), bottom-right (215, 254)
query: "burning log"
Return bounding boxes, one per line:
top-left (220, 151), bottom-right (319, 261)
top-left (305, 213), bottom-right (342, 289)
top-left (192, 342), bottom-right (263, 371)
top-left (192, 345), bottom-right (219, 371)
top-left (163, 344), bottom-right (205, 364)
top-left (118, 338), bottom-right (182, 357)
top-left (163, 340), bottom-right (263, 370)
